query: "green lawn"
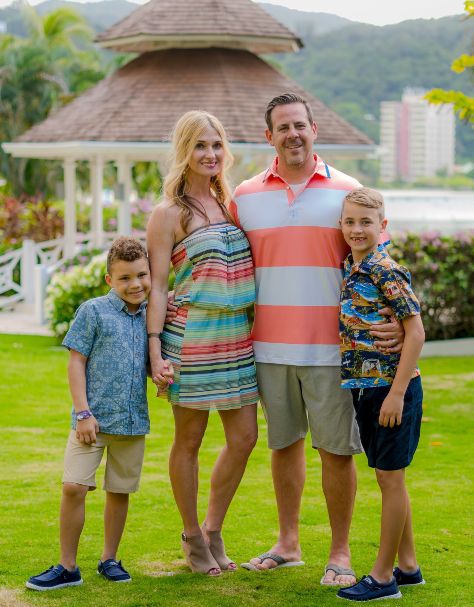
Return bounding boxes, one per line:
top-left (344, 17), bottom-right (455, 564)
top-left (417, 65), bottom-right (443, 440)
top-left (0, 334), bottom-right (472, 607)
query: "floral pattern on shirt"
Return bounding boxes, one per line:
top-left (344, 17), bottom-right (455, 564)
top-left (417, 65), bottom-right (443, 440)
top-left (339, 246), bottom-right (420, 389)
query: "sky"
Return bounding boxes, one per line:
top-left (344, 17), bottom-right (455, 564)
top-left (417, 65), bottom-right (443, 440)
top-left (0, 0), bottom-right (464, 26)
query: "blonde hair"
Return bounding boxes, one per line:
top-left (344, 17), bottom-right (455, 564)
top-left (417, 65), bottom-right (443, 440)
top-left (343, 187), bottom-right (385, 219)
top-left (164, 111), bottom-right (234, 233)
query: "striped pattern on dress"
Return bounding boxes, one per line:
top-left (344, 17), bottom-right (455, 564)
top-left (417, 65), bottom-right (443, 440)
top-left (161, 223), bottom-right (258, 410)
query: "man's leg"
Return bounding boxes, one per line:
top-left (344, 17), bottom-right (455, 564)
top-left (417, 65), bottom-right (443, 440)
top-left (250, 438), bottom-right (305, 570)
top-left (319, 449), bottom-right (357, 585)
top-left (248, 364), bottom-right (308, 570)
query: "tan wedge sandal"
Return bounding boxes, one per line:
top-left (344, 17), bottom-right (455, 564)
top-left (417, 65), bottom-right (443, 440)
top-left (181, 532), bottom-right (221, 576)
top-left (202, 523), bottom-right (237, 572)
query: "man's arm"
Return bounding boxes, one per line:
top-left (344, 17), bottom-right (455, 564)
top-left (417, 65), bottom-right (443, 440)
top-left (379, 314), bottom-right (425, 427)
top-left (68, 350), bottom-right (99, 444)
top-left (369, 306), bottom-right (405, 353)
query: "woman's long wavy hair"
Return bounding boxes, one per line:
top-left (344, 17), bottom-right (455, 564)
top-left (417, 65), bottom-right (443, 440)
top-left (164, 111), bottom-right (235, 233)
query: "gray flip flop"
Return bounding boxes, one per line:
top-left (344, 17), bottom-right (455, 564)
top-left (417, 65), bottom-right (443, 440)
top-left (241, 552), bottom-right (305, 571)
top-left (320, 562), bottom-right (356, 586)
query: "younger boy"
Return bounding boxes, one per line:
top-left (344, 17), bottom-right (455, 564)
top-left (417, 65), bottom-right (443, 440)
top-left (337, 188), bottom-right (426, 602)
top-left (27, 237), bottom-right (152, 590)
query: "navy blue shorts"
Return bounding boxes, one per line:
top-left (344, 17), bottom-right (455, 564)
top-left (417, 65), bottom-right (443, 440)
top-left (351, 376), bottom-right (423, 471)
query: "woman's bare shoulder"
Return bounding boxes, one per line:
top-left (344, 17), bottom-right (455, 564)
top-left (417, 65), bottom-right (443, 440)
top-left (148, 198), bottom-right (179, 225)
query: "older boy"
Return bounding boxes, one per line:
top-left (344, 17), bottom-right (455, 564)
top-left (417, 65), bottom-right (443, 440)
top-left (26, 237), bottom-right (152, 590)
top-left (337, 188), bottom-right (425, 601)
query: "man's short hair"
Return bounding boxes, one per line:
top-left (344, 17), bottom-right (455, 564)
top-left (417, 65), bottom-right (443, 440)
top-left (106, 236), bottom-right (148, 274)
top-left (265, 93), bottom-right (314, 131)
top-left (343, 187), bottom-right (385, 220)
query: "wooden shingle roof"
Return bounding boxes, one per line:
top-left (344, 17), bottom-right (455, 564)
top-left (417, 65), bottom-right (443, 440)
top-left (16, 49), bottom-right (371, 147)
top-left (96, 0), bottom-right (302, 53)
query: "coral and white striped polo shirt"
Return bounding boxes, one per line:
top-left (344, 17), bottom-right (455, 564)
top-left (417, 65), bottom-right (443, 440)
top-left (230, 155), bottom-right (360, 366)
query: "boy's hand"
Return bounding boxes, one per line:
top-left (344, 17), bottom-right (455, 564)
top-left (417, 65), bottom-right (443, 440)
top-left (379, 393), bottom-right (404, 427)
top-left (165, 291), bottom-right (178, 323)
top-left (370, 307), bottom-right (404, 353)
top-left (76, 415), bottom-right (99, 444)
top-left (151, 358), bottom-right (174, 396)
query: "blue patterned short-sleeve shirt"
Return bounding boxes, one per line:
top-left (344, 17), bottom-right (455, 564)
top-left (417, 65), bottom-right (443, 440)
top-left (62, 289), bottom-right (149, 435)
top-left (339, 246), bottom-right (420, 389)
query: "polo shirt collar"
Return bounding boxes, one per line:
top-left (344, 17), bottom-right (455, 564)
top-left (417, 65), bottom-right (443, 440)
top-left (106, 289), bottom-right (147, 314)
top-left (263, 154), bottom-right (331, 183)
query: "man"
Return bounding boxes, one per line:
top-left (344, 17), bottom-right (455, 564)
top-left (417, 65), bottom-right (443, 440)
top-left (230, 93), bottom-right (401, 584)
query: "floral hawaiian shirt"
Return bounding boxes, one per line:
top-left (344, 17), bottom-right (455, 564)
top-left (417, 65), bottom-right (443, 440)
top-left (339, 246), bottom-right (420, 389)
top-left (62, 289), bottom-right (149, 435)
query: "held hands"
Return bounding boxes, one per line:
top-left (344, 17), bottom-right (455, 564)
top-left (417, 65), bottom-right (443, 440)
top-left (76, 415), bottom-right (99, 444)
top-left (369, 307), bottom-right (404, 353)
top-left (151, 358), bottom-right (175, 396)
top-left (379, 393), bottom-right (404, 428)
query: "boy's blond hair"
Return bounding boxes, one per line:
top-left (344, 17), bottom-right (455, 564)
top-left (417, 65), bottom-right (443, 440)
top-left (106, 236), bottom-right (148, 274)
top-left (343, 187), bottom-right (385, 220)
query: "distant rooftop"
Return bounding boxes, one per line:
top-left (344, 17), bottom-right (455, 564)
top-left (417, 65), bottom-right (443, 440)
top-left (96, 0), bottom-right (303, 54)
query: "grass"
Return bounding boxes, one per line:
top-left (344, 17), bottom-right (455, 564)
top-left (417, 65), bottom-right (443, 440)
top-left (0, 334), bottom-right (472, 607)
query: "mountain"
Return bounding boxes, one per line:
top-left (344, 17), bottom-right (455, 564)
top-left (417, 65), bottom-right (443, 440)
top-left (269, 13), bottom-right (473, 159)
top-left (259, 3), bottom-right (354, 37)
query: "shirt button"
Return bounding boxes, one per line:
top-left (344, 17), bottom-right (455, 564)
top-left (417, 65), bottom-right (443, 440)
top-left (286, 185), bottom-right (290, 190)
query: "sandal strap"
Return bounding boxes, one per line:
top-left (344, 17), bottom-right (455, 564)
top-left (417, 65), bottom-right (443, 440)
top-left (257, 552), bottom-right (286, 566)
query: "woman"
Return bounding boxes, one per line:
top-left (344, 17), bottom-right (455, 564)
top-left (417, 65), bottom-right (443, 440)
top-left (146, 111), bottom-right (258, 576)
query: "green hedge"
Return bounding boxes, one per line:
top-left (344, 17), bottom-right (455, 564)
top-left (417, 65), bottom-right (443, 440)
top-left (46, 233), bottom-right (474, 341)
top-left (389, 232), bottom-right (474, 341)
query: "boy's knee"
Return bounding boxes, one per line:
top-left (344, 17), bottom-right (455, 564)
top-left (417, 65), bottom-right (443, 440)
top-left (375, 468), bottom-right (404, 490)
top-left (62, 482), bottom-right (90, 500)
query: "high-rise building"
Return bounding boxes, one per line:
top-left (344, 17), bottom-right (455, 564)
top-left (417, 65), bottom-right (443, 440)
top-left (380, 89), bottom-right (455, 182)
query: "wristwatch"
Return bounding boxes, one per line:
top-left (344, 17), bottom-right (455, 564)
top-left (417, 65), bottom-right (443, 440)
top-left (76, 409), bottom-right (92, 421)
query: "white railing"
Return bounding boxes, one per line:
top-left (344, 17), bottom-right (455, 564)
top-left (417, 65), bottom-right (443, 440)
top-left (0, 231), bottom-right (147, 323)
top-left (0, 237), bottom-right (92, 314)
top-left (0, 247), bottom-right (24, 309)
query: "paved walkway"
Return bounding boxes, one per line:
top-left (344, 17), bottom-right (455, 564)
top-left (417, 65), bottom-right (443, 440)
top-left (1, 310), bottom-right (473, 356)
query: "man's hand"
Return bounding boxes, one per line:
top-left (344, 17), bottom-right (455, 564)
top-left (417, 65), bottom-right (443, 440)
top-left (379, 392), bottom-right (404, 427)
top-left (165, 291), bottom-right (177, 323)
top-left (369, 307), bottom-right (404, 353)
top-left (76, 415), bottom-right (99, 444)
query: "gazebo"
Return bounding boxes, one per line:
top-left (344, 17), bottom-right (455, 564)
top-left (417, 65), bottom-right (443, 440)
top-left (3, 0), bottom-right (374, 258)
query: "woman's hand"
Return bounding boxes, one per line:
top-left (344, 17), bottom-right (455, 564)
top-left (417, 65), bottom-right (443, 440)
top-left (151, 357), bottom-right (174, 396)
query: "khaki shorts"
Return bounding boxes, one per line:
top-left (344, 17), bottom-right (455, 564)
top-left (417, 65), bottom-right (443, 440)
top-left (256, 364), bottom-right (362, 454)
top-left (63, 431), bottom-right (146, 493)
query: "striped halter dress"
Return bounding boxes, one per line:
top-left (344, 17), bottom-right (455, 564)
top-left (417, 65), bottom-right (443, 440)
top-left (161, 222), bottom-right (259, 410)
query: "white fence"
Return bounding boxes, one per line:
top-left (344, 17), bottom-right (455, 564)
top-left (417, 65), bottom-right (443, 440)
top-left (0, 233), bottom-right (145, 323)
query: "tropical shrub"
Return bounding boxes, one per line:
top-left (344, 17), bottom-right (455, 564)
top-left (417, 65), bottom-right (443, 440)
top-left (389, 231), bottom-right (474, 340)
top-left (46, 255), bottom-right (108, 339)
top-left (46, 232), bottom-right (474, 341)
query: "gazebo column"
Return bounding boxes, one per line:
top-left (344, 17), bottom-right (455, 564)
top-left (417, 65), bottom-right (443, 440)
top-left (63, 158), bottom-right (77, 258)
top-left (117, 158), bottom-right (133, 236)
top-left (90, 156), bottom-right (104, 247)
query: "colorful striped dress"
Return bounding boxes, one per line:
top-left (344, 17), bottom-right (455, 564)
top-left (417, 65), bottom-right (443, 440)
top-left (161, 222), bottom-right (258, 410)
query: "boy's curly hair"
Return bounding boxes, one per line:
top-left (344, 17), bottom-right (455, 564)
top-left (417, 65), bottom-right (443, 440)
top-left (106, 236), bottom-right (148, 274)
